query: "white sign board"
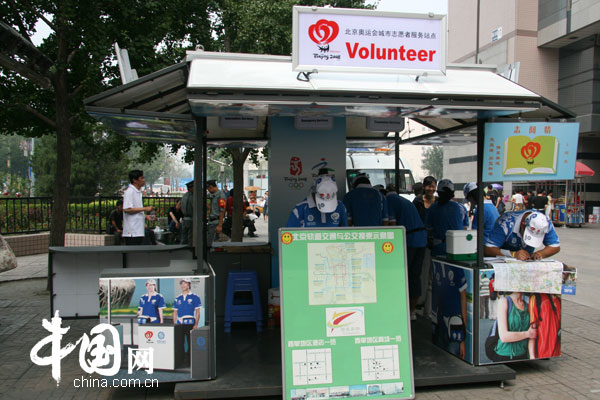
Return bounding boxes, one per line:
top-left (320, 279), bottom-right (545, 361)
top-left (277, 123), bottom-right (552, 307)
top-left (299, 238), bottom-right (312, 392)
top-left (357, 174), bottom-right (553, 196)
top-left (294, 116), bottom-right (334, 130)
top-left (219, 116), bottom-right (258, 130)
top-left (293, 6), bottom-right (447, 75)
top-left (366, 117), bottom-right (405, 132)
top-left (492, 27), bottom-right (502, 42)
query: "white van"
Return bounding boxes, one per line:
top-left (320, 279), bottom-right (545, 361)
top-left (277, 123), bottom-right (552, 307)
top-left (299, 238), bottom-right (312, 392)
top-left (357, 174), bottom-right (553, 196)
top-left (346, 150), bottom-right (415, 201)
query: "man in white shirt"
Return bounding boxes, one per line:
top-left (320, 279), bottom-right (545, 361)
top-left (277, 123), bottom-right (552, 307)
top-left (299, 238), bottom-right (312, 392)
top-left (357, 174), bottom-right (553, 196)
top-left (122, 170), bottom-right (155, 245)
top-left (511, 190), bottom-right (525, 211)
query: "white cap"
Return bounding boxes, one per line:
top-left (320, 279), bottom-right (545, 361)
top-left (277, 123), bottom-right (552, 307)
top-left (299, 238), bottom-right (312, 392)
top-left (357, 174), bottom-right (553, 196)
top-left (523, 212), bottom-right (549, 248)
top-left (145, 279), bottom-right (157, 286)
top-left (180, 278), bottom-right (192, 284)
top-left (463, 182), bottom-right (477, 198)
top-left (314, 175), bottom-right (338, 213)
top-left (437, 179), bottom-right (454, 193)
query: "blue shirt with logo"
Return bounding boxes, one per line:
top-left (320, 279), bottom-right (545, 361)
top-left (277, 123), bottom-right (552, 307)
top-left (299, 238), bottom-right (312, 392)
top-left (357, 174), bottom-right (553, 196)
top-left (287, 195), bottom-right (348, 228)
top-left (425, 200), bottom-right (470, 256)
top-left (471, 200), bottom-right (500, 242)
top-left (174, 292), bottom-right (202, 324)
top-left (431, 261), bottom-right (467, 323)
top-left (138, 293), bottom-right (166, 324)
top-left (386, 193), bottom-right (426, 248)
top-left (485, 210), bottom-right (560, 253)
top-left (342, 185), bottom-right (389, 226)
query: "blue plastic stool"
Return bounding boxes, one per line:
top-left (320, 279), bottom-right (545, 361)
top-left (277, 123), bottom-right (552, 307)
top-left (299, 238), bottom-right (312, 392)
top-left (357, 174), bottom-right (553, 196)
top-left (224, 270), bottom-right (263, 332)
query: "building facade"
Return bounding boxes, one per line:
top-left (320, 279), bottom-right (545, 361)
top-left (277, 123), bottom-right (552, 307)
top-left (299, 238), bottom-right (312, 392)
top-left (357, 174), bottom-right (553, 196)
top-left (446, 0), bottom-right (600, 212)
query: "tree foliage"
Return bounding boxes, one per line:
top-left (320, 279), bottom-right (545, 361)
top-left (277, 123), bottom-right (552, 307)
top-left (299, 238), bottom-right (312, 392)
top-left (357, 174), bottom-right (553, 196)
top-left (421, 145), bottom-right (444, 180)
top-left (211, 0), bottom-right (372, 54)
top-left (0, 0), bottom-right (213, 244)
top-left (31, 133), bottom-right (131, 196)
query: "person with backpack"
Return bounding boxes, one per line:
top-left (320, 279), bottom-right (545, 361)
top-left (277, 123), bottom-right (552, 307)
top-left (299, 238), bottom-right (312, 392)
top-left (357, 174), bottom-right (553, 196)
top-left (528, 293), bottom-right (561, 359)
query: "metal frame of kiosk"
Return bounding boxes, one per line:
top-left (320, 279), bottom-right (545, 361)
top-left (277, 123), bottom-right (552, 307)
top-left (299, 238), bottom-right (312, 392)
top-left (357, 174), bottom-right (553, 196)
top-left (50, 245), bottom-right (194, 318)
top-left (81, 46), bottom-right (578, 396)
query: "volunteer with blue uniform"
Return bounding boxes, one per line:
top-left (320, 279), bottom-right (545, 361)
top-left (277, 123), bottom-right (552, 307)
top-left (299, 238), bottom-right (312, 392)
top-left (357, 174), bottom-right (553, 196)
top-left (173, 278), bottom-right (202, 328)
top-left (287, 175), bottom-right (348, 228)
top-left (386, 187), bottom-right (427, 320)
top-left (137, 279), bottom-right (165, 324)
top-left (485, 210), bottom-right (560, 260)
top-left (463, 182), bottom-right (500, 242)
top-left (431, 261), bottom-right (468, 359)
top-left (343, 175), bottom-right (389, 226)
top-left (425, 179), bottom-right (469, 256)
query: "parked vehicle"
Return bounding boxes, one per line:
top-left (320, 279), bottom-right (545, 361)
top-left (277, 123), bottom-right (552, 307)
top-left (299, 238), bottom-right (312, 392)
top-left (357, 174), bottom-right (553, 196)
top-left (346, 149), bottom-right (416, 200)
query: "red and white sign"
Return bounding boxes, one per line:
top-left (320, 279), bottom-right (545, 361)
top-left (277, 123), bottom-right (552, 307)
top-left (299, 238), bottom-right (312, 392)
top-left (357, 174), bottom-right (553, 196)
top-left (293, 6), bottom-right (447, 75)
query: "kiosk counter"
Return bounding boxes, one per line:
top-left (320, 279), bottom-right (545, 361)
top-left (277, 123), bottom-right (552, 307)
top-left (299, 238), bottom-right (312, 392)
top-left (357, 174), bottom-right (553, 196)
top-left (430, 256), bottom-right (576, 366)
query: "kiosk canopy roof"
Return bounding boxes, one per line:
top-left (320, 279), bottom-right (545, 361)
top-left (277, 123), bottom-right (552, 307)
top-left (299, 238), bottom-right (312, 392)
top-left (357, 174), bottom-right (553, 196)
top-left (84, 51), bottom-right (574, 146)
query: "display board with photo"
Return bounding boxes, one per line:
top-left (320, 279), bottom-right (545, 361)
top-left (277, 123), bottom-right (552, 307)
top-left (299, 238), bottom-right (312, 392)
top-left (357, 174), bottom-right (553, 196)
top-left (431, 260), bottom-right (474, 364)
top-left (478, 269), bottom-right (562, 365)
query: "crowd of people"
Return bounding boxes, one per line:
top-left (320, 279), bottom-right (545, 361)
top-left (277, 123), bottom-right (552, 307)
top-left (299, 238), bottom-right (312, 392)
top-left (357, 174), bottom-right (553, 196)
top-left (283, 169), bottom-right (562, 362)
top-left (107, 170), bottom-right (269, 247)
top-left (109, 168), bottom-right (563, 362)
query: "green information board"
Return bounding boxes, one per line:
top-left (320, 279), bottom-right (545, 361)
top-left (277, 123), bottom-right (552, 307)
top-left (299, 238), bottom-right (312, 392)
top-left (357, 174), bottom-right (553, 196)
top-left (279, 227), bottom-right (414, 400)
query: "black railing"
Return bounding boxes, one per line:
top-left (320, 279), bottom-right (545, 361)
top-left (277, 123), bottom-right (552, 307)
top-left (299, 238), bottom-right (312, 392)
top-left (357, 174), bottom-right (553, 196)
top-left (0, 196), bottom-right (181, 235)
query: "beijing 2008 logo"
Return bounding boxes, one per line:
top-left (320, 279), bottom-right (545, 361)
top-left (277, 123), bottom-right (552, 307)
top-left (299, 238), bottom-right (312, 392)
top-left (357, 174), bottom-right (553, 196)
top-left (309, 19), bottom-right (339, 52)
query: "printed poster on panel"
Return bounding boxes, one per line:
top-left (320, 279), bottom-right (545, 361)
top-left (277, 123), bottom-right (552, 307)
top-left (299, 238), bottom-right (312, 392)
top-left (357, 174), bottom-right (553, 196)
top-left (483, 122), bottom-right (580, 182)
top-left (279, 227), bottom-right (414, 400)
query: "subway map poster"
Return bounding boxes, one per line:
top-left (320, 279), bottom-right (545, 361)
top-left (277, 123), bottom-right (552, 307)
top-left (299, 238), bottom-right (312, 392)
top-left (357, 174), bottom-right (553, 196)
top-left (279, 227), bottom-right (414, 400)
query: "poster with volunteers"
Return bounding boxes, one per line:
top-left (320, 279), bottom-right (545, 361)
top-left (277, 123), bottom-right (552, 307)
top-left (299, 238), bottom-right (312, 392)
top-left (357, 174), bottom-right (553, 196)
top-left (279, 227), bottom-right (414, 400)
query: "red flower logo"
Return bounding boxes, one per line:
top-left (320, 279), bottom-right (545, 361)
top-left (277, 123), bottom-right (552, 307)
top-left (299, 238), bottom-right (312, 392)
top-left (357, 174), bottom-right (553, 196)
top-left (520, 142), bottom-right (541, 165)
top-left (308, 19), bottom-right (339, 45)
top-left (145, 331), bottom-right (153, 340)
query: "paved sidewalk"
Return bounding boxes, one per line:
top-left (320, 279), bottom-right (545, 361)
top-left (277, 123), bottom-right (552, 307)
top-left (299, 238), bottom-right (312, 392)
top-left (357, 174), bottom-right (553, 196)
top-left (1, 223), bottom-right (599, 399)
top-left (0, 253), bottom-right (48, 282)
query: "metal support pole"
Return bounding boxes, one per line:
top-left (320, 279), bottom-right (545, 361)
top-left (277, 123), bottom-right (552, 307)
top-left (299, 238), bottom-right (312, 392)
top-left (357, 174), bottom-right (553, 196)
top-left (194, 117), bottom-right (207, 271)
top-left (474, 117), bottom-right (487, 365)
top-left (395, 132), bottom-right (400, 192)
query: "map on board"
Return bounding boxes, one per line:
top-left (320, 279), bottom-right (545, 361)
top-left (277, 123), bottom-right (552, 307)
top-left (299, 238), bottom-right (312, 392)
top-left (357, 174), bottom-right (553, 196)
top-left (292, 348), bottom-right (333, 386)
top-left (361, 345), bottom-right (400, 381)
top-left (491, 261), bottom-right (564, 294)
top-left (307, 242), bottom-right (377, 305)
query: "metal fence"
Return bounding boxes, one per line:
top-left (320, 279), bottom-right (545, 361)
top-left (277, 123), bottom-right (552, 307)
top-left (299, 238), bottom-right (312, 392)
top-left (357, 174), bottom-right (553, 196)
top-left (0, 196), bottom-right (181, 235)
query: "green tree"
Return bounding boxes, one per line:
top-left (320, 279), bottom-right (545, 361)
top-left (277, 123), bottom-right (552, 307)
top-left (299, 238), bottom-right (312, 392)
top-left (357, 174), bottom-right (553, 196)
top-left (212, 0), bottom-right (372, 54)
top-left (0, 135), bottom-right (31, 179)
top-left (0, 1), bottom-right (212, 245)
top-left (32, 133), bottom-right (130, 196)
top-left (422, 145), bottom-right (444, 180)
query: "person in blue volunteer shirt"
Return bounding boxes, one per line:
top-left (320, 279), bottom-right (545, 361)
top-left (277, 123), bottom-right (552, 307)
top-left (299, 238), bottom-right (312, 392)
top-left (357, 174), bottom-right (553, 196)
top-left (464, 182), bottom-right (500, 242)
top-left (137, 279), bottom-right (165, 324)
top-left (173, 278), bottom-right (202, 364)
top-left (425, 179), bottom-right (470, 256)
top-left (173, 278), bottom-right (202, 328)
top-left (484, 210), bottom-right (560, 260)
top-left (343, 175), bottom-right (389, 226)
top-left (386, 185), bottom-right (427, 321)
top-left (431, 262), bottom-right (468, 360)
top-left (287, 174), bottom-right (348, 228)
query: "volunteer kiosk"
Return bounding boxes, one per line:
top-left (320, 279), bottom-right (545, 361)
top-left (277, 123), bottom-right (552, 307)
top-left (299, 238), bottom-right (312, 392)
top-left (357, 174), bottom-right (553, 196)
top-left (82, 5), bottom-right (578, 398)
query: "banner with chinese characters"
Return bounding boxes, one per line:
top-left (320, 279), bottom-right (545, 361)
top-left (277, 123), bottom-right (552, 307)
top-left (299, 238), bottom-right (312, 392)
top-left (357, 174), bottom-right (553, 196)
top-left (292, 6), bottom-right (446, 75)
top-left (279, 227), bottom-right (414, 400)
top-left (483, 122), bottom-right (580, 182)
